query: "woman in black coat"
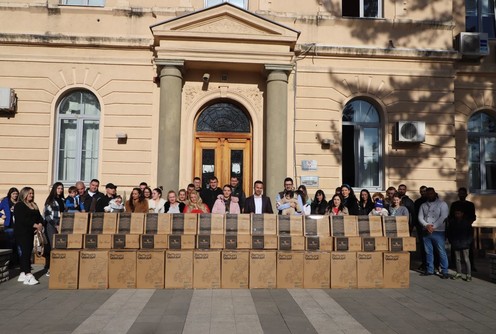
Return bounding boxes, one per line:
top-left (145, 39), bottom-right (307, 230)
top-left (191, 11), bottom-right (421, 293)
top-left (341, 184), bottom-right (359, 215)
top-left (358, 189), bottom-right (374, 215)
top-left (310, 189), bottom-right (327, 215)
top-left (447, 209), bottom-right (473, 281)
top-left (14, 187), bottom-right (44, 285)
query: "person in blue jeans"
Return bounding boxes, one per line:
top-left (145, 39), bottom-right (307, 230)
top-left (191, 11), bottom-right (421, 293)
top-left (0, 187), bottom-right (20, 267)
top-left (418, 187), bottom-right (450, 279)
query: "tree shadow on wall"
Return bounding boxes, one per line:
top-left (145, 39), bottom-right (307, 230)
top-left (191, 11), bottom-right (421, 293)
top-left (314, 0), bottom-right (456, 49)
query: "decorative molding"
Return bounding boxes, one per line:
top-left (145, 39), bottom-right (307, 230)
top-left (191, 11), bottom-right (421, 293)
top-left (183, 17), bottom-right (271, 36)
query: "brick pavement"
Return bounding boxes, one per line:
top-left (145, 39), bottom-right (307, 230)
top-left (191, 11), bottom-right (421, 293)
top-left (1, 261), bottom-right (495, 334)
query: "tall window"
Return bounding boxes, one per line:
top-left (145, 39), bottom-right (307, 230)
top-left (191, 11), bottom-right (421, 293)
top-left (343, 0), bottom-right (382, 18)
top-left (55, 90), bottom-right (100, 184)
top-left (468, 111), bottom-right (496, 191)
top-left (342, 99), bottom-right (382, 188)
top-left (466, 0), bottom-right (496, 38)
top-left (205, 0), bottom-right (248, 9)
top-left (62, 0), bottom-right (105, 6)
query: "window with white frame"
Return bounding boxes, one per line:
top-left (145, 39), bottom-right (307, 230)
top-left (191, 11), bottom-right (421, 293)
top-left (468, 111), bottom-right (496, 192)
top-left (342, 99), bottom-right (382, 188)
top-left (55, 90), bottom-right (100, 184)
top-left (62, 0), bottom-right (105, 6)
top-left (466, 0), bottom-right (496, 38)
top-left (343, 0), bottom-right (382, 18)
top-left (205, 0), bottom-right (248, 9)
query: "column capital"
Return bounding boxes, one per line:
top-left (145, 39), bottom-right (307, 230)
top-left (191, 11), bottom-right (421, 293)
top-left (155, 59), bottom-right (185, 67)
top-left (264, 64), bottom-right (293, 73)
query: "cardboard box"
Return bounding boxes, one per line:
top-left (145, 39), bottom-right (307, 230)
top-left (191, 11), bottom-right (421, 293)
top-left (108, 251), bottom-right (137, 289)
top-left (193, 250), bottom-right (221, 289)
top-left (389, 237), bottom-right (416, 252)
top-left (303, 251), bottom-right (331, 288)
top-left (165, 250), bottom-right (193, 289)
top-left (277, 215), bottom-right (303, 236)
top-left (221, 251), bottom-right (249, 288)
top-left (225, 214), bottom-right (251, 235)
top-left (90, 213), bottom-right (117, 234)
top-left (330, 252), bottom-right (357, 289)
top-left (251, 235), bottom-right (278, 250)
top-left (168, 234), bottom-right (195, 250)
top-left (277, 251), bottom-right (304, 288)
top-left (141, 234), bottom-right (169, 249)
top-left (278, 235), bottom-right (305, 251)
top-left (84, 234), bottom-right (112, 249)
top-left (357, 252), bottom-right (384, 288)
top-left (357, 216), bottom-right (383, 237)
top-left (60, 212), bottom-right (89, 234)
top-left (382, 216), bottom-right (410, 237)
top-left (171, 213), bottom-right (197, 235)
top-left (145, 213), bottom-right (172, 234)
top-left (383, 252), bottom-right (410, 288)
top-left (198, 213), bottom-right (224, 235)
top-left (136, 250), bottom-right (165, 289)
top-left (362, 237), bottom-right (389, 252)
top-left (118, 213), bottom-right (145, 234)
top-left (249, 251), bottom-right (276, 288)
top-left (330, 215), bottom-right (358, 237)
top-left (112, 234), bottom-right (140, 249)
top-left (305, 236), bottom-right (333, 251)
top-left (334, 237), bottom-right (362, 252)
top-left (225, 234), bottom-right (251, 250)
top-left (53, 234), bottom-right (84, 249)
top-left (197, 234), bottom-right (225, 249)
top-left (304, 215), bottom-right (330, 236)
top-left (251, 214), bottom-right (277, 235)
top-left (78, 250), bottom-right (108, 289)
top-left (49, 250), bottom-right (79, 289)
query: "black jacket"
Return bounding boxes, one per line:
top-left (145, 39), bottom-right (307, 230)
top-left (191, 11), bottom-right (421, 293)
top-left (311, 200), bottom-right (328, 215)
top-left (13, 201), bottom-right (43, 240)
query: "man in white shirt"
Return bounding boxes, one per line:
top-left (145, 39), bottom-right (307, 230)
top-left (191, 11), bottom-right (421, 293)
top-left (244, 180), bottom-right (273, 214)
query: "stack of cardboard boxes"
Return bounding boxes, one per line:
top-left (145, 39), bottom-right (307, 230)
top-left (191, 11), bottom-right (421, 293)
top-left (49, 213), bottom-right (414, 289)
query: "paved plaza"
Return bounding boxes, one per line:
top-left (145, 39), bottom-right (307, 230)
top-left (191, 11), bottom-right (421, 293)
top-left (1, 257), bottom-right (495, 334)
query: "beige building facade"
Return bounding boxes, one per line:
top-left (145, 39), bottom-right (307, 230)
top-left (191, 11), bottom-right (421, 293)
top-left (1, 0), bottom-right (496, 224)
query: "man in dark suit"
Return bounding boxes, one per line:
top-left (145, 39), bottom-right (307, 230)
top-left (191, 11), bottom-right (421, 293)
top-left (244, 180), bottom-right (273, 214)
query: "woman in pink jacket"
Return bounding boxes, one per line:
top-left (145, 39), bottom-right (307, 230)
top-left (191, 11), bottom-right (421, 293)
top-left (212, 185), bottom-right (241, 214)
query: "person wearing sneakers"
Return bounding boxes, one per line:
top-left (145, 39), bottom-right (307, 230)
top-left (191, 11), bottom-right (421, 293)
top-left (447, 209), bottom-right (473, 281)
top-left (418, 187), bottom-right (450, 279)
top-left (14, 187), bottom-right (44, 285)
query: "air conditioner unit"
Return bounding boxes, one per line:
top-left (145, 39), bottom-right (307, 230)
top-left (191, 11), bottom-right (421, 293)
top-left (454, 32), bottom-right (489, 57)
top-left (0, 88), bottom-right (16, 111)
top-left (396, 121), bottom-right (425, 143)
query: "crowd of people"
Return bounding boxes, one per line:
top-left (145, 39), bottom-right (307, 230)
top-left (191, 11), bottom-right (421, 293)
top-left (0, 175), bottom-right (477, 285)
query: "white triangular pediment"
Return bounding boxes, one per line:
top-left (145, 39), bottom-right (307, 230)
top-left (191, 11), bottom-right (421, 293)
top-left (176, 15), bottom-right (273, 36)
top-left (151, 3), bottom-right (299, 43)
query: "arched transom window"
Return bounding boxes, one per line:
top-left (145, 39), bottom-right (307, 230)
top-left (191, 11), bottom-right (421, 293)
top-left (342, 99), bottom-right (382, 189)
top-left (55, 90), bottom-right (100, 184)
top-left (468, 111), bottom-right (496, 191)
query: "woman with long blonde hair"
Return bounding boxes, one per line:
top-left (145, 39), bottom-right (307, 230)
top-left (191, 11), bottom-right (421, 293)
top-left (183, 190), bottom-right (210, 213)
top-left (14, 187), bottom-right (43, 285)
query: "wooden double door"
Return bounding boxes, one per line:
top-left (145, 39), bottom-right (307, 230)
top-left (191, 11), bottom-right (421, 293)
top-left (194, 133), bottom-right (251, 196)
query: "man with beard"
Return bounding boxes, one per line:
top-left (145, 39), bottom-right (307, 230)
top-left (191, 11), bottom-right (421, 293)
top-left (230, 176), bottom-right (246, 212)
top-left (397, 184), bottom-right (415, 234)
top-left (418, 187), bottom-right (449, 279)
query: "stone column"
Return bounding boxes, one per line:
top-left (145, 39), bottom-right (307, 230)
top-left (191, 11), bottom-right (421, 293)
top-left (265, 65), bottom-right (292, 201)
top-left (157, 61), bottom-right (184, 191)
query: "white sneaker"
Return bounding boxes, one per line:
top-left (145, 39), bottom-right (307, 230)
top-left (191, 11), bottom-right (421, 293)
top-left (45, 270), bottom-right (50, 277)
top-left (23, 274), bottom-right (39, 285)
top-left (17, 272), bottom-right (26, 282)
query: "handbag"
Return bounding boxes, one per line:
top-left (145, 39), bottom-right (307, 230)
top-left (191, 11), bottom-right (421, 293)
top-left (33, 228), bottom-right (47, 257)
